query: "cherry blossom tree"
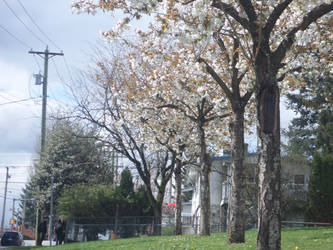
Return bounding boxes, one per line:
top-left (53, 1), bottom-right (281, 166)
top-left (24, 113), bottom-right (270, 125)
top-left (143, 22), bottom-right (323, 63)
top-left (73, 1), bottom-right (333, 249)
top-left (119, 41), bottom-right (230, 235)
top-left (73, 0), bottom-right (256, 242)
top-left (69, 49), bottom-right (177, 235)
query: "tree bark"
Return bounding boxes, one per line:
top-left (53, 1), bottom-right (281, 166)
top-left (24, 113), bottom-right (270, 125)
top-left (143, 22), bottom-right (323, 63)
top-left (228, 109), bottom-right (246, 243)
top-left (198, 120), bottom-right (211, 236)
top-left (200, 164), bottom-right (211, 235)
top-left (175, 159), bottom-right (183, 235)
top-left (152, 203), bottom-right (163, 236)
top-left (256, 69), bottom-right (281, 250)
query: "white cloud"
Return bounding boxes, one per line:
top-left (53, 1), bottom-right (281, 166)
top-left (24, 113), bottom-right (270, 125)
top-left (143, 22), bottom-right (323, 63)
top-left (0, 60), bottom-right (41, 154)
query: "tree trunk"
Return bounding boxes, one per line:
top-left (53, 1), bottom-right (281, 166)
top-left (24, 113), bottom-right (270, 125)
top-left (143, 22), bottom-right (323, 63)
top-left (256, 77), bottom-right (281, 250)
top-left (175, 159), bottom-right (182, 235)
top-left (115, 204), bottom-right (120, 234)
top-left (200, 164), bottom-right (211, 235)
top-left (152, 205), bottom-right (162, 236)
top-left (228, 109), bottom-right (246, 243)
top-left (198, 119), bottom-right (211, 236)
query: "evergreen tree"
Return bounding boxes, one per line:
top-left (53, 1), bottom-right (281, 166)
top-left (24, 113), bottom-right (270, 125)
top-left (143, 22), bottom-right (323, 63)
top-left (17, 183), bottom-right (37, 230)
top-left (57, 169), bottom-right (153, 218)
top-left (118, 167), bottom-right (134, 198)
top-left (316, 110), bottom-right (333, 154)
top-left (28, 118), bottom-right (114, 214)
top-left (306, 152), bottom-right (333, 223)
top-left (283, 75), bottom-right (333, 158)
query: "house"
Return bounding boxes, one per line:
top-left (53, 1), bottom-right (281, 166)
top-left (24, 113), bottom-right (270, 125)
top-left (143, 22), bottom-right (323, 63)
top-left (182, 147), bottom-right (310, 232)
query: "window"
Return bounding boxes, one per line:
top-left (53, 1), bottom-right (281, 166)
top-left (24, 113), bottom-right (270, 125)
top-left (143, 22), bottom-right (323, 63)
top-left (294, 175), bottom-right (305, 185)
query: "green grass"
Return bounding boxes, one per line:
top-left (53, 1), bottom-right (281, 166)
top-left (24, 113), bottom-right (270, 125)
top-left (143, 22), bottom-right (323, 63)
top-left (10, 227), bottom-right (333, 250)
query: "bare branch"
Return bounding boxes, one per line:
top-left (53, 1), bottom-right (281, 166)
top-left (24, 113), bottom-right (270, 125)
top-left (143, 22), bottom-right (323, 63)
top-left (241, 89), bottom-right (254, 107)
top-left (231, 38), bottom-right (240, 93)
top-left (157, 103), bottom-right (197, 122)
top-left (205, 112), bottom-right (229, 123)
top-left (272, 2), bottom-right (333, 67)
top-left (197, 57), bottom-right (233, 100)
top-left (213, 31), bottom-right (230, 64)
top-left (264, 0), bottom-right (293, 36)
top-left (212, 0), bottom-right (255, 32)
top-left (238, 0), bottom-right (257, 23)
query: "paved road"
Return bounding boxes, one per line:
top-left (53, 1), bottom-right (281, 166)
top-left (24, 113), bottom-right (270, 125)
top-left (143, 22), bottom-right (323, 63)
top-left (0, 240), bottom-right (56, 248)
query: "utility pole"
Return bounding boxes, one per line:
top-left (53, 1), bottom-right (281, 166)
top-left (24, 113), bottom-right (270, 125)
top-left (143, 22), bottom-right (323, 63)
top-left (29, 47), bottom-right (63, 245)
top-left (1, 167), bottom-right (10, 232)
top-left (29, 47), bottom-right (64, 150)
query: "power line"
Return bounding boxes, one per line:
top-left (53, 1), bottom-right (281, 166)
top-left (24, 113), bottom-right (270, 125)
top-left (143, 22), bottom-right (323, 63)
top-left (16, 0), bottom-right (62, 51)
top-left (63, 56), bottom-right (75, 84)
top-left (0, 23), bottom-right (32, 49)
top-left (52, 58), bottom-right (66, 84)
top-left (0, 93), bottom-right (13, 102)
top-left (0, 97), bottom-right (40, 106)
top-left (0, 181), bottom-right (28, 184)
top-left (33, 54), bottom-right (42, 72)
top-left (2, 0), bottom-right (47, 46)
top-left (0, 195), bottom-right (22, 201)
top-left (0, 166), bottom-right (32, 169)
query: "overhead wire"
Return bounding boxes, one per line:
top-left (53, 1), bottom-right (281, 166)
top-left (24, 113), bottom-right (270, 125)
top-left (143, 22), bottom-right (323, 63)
top-left (63, 56), bottom-right (75, 85)
top-left (4, 0), bottom-right (75, 101)
top-left (0, 93), bottom-right (13, 102)
top-left (14, 0), bottom-right (70, 91)
top-left (49, 58), bottom-right (70, 105)
top-left (32, 54), bottom-right (42, 72)
top-left (0, 97), bottom-right (41, 106)
top-left (16, 0), bottom-right (62, 51)
top-left (0, 181), bottom-right (28, 184)
top-left (2, 0), bottom-right (48, 47)
top-left (0, 24), bottom-right (32, 49)
top-left (13, 0), bottom-right (72, 106)
top-left (52, 58), bottom-right (66, 85)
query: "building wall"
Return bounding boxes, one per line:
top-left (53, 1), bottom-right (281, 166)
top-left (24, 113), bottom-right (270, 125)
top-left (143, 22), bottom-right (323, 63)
top-left (185, 152), bottom-right (310, 228)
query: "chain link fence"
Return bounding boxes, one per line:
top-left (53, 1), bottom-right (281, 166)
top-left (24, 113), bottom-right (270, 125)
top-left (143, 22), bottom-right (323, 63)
top-left (64, 216), bottom-right (227, 242)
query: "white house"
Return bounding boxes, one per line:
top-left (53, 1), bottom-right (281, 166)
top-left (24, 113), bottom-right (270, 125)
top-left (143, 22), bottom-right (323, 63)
top-left (182, 148), bottom-right (310, 232)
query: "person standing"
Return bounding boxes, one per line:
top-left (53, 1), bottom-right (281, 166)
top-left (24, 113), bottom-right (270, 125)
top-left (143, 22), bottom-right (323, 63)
top-left (55, 219), bottom-right (63, 245)
top-left (38, 220), bottom-right (47, 246)
top-left (59, 220), bottom-right (66, 244)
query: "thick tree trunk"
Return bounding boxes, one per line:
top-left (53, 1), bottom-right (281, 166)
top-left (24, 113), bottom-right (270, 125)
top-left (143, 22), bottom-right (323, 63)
top-left (228, 109), bottom-right (246, 243)
top-left (198, 120), bottom-right (211, 236)
top-left (175, 160), bottom-right (182, 235)
top-left (200, 164), bottom-right (211, 235)
top-left (256, 79), bottom-right (281, 250)
top-left (152, 205), bottom-right (163, 236)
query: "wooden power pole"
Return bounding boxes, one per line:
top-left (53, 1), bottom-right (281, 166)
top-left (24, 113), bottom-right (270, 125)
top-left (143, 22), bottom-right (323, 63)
top-left (29, 47), bottom-right (63, 245)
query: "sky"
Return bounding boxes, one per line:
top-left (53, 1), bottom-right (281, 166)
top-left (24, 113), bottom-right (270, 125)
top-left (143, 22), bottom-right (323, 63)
top-left (0, 0), bottom-right (122, 228)
top-left (0, 0), bottom-right (297, 227)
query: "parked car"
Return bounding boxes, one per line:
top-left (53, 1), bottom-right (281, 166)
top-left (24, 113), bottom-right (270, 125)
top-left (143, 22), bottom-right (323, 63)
top-left (1, 231), bottom-right (24, 246)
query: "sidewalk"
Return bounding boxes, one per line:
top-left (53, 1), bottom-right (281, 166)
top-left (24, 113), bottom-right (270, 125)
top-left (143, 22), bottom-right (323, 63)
top-left (24, 240), bottom-right (56, 247)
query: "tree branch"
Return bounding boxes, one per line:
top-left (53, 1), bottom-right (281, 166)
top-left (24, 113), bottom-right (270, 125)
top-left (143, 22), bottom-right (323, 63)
top-left (205, 112), bottom-right (229, 123)
top-left (277, 66), bottom-right (302, 82)
top-left (272, 2), bottom-right (333, 67)
top-left (231, 38), bottom-right (240, 93)
top-left (197, 57), bottom-right (233, 100)
top-left (238, 0), bottom-right (257, 23)
top-left (241, 89), bottom-right (254, 107)
top-left (157, 103), bottom-right (197, 122)
top-left (211, 0), bottom-right (254, 32)
top-left (264, 0), bottom-right (293, 36)
top-left (213, 31), bottom-right (230, 64)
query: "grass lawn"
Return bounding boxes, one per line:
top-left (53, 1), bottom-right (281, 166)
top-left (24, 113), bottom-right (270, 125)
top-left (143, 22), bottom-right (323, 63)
top-left (9, 227), bottom-right (333, 250)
